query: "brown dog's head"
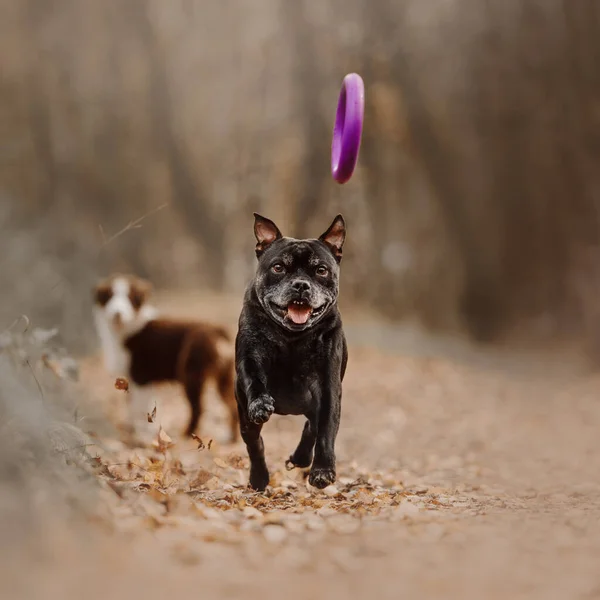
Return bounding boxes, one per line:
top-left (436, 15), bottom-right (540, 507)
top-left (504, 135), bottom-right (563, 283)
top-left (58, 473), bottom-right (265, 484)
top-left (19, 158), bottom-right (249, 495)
top-left (93, 274), bottom-right (155, 335)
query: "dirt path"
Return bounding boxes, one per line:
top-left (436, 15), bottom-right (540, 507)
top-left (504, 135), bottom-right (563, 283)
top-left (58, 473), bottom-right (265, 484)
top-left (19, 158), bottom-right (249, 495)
top-left (8, 293), bottom-right (600, 599)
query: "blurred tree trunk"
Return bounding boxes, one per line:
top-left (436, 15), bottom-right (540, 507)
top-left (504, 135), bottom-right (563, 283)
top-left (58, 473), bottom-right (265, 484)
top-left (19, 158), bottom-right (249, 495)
top-left (281, 0), bottom-right (330, 238)
top-left (4, 0), bottom-right (600, 349)
top-left (372, 0), bottom-right (504, 340)
top-left (132, 1), bottom-right (225, 288)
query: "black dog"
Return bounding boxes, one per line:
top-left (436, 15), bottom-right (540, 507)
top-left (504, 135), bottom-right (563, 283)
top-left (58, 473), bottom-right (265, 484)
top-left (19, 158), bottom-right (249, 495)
top-left (235, 213), bottom-right (348, 491)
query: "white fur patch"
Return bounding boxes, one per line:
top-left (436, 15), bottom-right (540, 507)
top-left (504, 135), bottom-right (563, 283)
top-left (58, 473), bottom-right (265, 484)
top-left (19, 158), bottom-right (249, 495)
top-left (138, 303), bottom-right (159, 325)
top-left (93, 307), bottom-right (130, 376)
top-left (112, 277), bottom-right (130, 296)
top-left (93, 277), bottom-right (159, 376)
top-left (104, 277), bottom-right (136, 328)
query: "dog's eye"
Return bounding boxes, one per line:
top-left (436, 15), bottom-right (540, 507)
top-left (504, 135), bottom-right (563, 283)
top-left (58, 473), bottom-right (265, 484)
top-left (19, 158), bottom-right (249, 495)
top-left (129, 291), bottom-right (143, 310)
top-left (95, 288), bottom-right (112, 307)
top-left (271, 264), bottom-right (285, 274)
top-left (316, 266), bottom-right (328, 277)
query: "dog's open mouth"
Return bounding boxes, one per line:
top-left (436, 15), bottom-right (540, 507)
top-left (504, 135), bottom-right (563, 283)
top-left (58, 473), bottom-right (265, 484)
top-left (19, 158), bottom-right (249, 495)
top-left (270, 300), bottom-right (327, 326)
top-left (286, 299), bottom-right (313, 325)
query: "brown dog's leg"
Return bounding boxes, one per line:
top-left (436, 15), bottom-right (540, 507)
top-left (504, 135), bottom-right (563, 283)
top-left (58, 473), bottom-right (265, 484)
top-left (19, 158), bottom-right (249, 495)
top-left (183, 375), bottom-right (205, 437)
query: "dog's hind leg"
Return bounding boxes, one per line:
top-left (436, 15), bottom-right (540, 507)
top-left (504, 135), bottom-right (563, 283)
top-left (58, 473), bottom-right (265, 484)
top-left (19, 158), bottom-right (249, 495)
top-left (309, 386), bottom-right (341, 489)
top-left (216, 362), bottom-right (239, 442)
top-left (182, 375), bottom-right (206, 437)
top-left (286, 418), bottom-right (316, 470)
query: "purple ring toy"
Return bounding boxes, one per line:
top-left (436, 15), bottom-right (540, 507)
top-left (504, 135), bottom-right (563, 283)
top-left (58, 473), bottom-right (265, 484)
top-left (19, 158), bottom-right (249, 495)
top-left (331, 73), bottom-right (365, 184)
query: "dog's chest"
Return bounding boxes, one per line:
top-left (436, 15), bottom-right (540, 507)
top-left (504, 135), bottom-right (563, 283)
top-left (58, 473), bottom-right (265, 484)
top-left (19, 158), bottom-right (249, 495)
top-left (102, 336), bottom-right (130, 376)
top-left (95, 314), bottom-right (131, 376)
top-left (266, 344), bottom-right (321, 415)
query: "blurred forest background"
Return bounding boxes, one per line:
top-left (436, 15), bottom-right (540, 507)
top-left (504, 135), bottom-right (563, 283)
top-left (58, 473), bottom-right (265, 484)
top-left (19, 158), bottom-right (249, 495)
top-left (2, 0), bottom-right (600, 354)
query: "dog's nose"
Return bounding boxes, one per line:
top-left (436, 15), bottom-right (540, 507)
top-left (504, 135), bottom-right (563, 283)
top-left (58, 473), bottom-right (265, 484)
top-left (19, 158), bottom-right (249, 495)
top-left (291, 280), bottom-right (311, 293)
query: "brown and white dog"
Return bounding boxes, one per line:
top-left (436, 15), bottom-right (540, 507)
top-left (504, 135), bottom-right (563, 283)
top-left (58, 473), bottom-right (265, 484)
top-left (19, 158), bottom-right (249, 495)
top-left (92, 274), bottom-right (238, 442)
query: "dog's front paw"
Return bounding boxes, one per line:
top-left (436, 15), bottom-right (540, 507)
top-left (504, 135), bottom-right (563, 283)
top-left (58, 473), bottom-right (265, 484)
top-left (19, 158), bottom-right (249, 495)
top-left (308, 467), bottom-right (336, 489)
top-left (248, 394), bottom-right (275, 424)
top-left (249, 465), bottom-right (270, 492)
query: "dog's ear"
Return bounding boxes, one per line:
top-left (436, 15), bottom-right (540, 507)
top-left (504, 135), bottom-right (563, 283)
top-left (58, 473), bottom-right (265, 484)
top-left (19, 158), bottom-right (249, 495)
top-left (130, 277), bottom-right (153, 310)
top-left (319, 214), bottom-right (346, 263)
top-left (93, 281), bottom-right (112, 307)
top-left (135, 277), bottom-right (153, 300)
top-left (254, 213), bottom-right (282, 258)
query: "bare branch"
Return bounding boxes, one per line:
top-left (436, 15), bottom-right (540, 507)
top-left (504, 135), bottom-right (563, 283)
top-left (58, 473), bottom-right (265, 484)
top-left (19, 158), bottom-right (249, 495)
top-left (26, 359), bottom-right (45, 404)
top-left (99, 203), bottom-right (169, 249)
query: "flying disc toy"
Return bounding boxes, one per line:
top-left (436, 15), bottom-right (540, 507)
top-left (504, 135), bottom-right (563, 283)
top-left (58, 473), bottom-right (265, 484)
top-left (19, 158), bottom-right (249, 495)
top-left (331, 73), bottom-right (364, 184)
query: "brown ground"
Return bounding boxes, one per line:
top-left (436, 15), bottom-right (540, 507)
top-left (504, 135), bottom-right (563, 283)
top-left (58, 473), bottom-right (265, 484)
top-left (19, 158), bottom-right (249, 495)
top-left (6, 292), bottom-right (600, 600)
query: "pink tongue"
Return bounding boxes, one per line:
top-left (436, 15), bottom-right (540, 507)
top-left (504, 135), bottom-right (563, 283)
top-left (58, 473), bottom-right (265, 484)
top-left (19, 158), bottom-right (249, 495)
top-left (287, 304), bottom-right (312, 324)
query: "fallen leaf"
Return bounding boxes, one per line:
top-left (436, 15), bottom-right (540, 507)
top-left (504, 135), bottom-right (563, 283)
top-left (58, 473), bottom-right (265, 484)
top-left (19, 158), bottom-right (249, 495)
top-left (147, 404), bottom-right (157, 423)
top-left (171, 460), bottom-right (186, 476)
top-left (354, 491), bottom-right (375, 505)
top-left (153, 426), bottom-right (174, 453)
top-left (115, 377), bottom-right (129, 392)
top-left (190, 469), bottom-right (212, 488)
top-left (323, 485), bottom-right (340, 498)
top-left (225, 453), bottom-right (246, 469)
top-left (213, 457), bottom-right (228, 469)
top-left (191, 433), bottom-right (205, 450)
top-left (147, 458), bottom-right (165, 472)
top-left (134, 482), bottom-right (152, 492)
top-left (204, 476), bottom-right (222, 490)
top-left (148, 488), bottom-right (167, 503)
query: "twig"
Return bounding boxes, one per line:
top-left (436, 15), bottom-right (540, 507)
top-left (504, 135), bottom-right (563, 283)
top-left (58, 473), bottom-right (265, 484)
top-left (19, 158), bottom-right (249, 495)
top-left (99, 203), bottom-right (169, 249)
top-left (105, 461), bottom-right (151, 473)
top-left (56, 443), bottom-right (100, 455)
top-left (49, 203), bottom-right (169, 293)
top-left (73, 406), bottom-right (87, 424)
top-left (26, 359), bottom-right (45, 403)
top-left (2, 314), bottom-right (30, 335)
top-left (50, 279), bottom-right (64, 293)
